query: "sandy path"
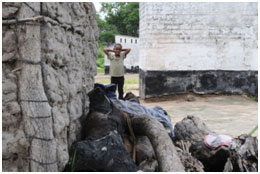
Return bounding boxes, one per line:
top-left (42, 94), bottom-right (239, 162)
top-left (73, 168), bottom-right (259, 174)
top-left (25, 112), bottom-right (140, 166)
top-left (95, 73), bottom-right (258, 137)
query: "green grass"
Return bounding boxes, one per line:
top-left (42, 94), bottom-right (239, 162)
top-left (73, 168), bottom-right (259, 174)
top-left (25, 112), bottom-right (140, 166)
top-left (95, 75), bottom-right (139, 92)
top-left (97, 67), bottom-right (104, 73)
top-left (251, 96), bottom-right (258, 102)
top-left (96, 57), bottom-right (104, 68)
top-left (71, 149), bottom-right (77, 172)
top-left (96, 42), bottom-right (105, 72)
top-left (95, 79), bottom-right (110, 84)
top-left (125, 78), bottom-right (139, 84)
top-left (124, 84), bottom-right (139, 91)
top-left (95, 76), bottom-right (139, 85)
top-left (249, 125), bottom-right (258, 136)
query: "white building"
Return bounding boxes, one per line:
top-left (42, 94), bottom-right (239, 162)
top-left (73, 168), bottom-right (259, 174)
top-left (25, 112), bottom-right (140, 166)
top-left (139, 2), bottom-right (258, 98)
top-left (104, 34), bottom-right (139, 74)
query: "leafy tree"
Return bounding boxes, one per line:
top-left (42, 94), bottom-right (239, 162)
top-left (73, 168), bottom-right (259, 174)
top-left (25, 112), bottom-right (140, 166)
top-left (95, 2), bottom-right (139, 72)
top-left (122, 2), bottom-right (139, 36)
top-left (96, 14), bottom-right (115, 44)
top-left (100, 2), bottom-right (139, 37)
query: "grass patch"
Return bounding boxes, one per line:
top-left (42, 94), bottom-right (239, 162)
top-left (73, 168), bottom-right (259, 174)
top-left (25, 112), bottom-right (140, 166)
top-left (95, 79), bottom-right (110, 84)
top-left (96, 57), bottom-right (104, 68)
top-left (97, 67), bottom-right (104, 73)
top-left (71, 149), bottom-right (77, 172)
top-left (124, 84), bottom-right (139, 91)
top-left (96, 42), bottom-right (105, 72)
top-left (249, 125), bottom-right (258, 136)
top-left (251, 95), bottom-right (258, 102)
top-left (125, 78), bottom-right (139, 84)
top-left (95, 76), bottom-right (139, 86)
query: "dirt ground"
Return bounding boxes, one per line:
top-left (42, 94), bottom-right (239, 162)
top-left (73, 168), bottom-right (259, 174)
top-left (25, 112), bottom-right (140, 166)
top-left (95, 73), bottom-right (258, 137)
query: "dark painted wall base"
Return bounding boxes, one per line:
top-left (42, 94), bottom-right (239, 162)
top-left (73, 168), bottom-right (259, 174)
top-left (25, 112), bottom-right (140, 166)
top-left (104, 66), bottom-right (139, 75)
top-left (139, 69), bottom-right (258, 98)
top-left (105, 66), bottom-right (109, 75)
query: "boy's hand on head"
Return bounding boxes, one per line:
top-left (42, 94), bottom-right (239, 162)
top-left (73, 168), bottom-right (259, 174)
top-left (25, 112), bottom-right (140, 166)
top-left (123, 48), bottom-right (131, 55)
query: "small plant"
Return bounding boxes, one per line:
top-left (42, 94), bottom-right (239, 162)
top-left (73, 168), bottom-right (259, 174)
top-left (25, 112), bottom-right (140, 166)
top-left (125, 78), bottom-right (139, 84)
top-left (71, 149), bottom-right (77, 172)
top-left (96, 58), bottom-right (104, 68)
top-left (251, 95), bottom-right (258, 102)
top-left (96, 42), bottom-right (105, 71)
top-left (97, 67), bottom-right (105, 73)
top-left (249, 125), bottom-right (258, 136)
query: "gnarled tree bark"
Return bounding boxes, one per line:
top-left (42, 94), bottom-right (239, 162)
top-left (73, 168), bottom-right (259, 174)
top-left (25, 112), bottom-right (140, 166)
top-left (174, 115), bottom-right (258, 172)
top-left (17, 3), bottom-right (57, 172)
top-left (65, 87), bottom-right (138, 172)
top-left (132, 115), bottom-right (185, 172)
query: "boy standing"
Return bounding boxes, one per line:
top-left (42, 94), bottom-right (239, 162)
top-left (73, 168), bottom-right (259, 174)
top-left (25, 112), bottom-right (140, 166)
top-left (104, 43), bottom-right (131, 99)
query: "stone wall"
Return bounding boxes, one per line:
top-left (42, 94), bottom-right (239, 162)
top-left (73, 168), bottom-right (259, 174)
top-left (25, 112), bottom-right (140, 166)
top-left (139, 2), bottom-right (258, 98)
top-left (2, 2), bottom-right (98, 172)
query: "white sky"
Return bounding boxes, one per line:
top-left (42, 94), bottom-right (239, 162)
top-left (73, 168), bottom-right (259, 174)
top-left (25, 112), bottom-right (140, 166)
top-left (93, 2), bottom-right (102, 12)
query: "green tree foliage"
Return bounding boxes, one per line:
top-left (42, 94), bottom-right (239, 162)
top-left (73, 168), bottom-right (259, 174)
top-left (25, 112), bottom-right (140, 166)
top-left (96, 2), bottom-right (139, 44)
top-left (96, 13), bottom-right (117, 44)
top-left (96, 41), bottom-right (105, 69)
top-left (95, 2), bottom-right (139, 72)
top-left (100, 2), bottom-right (139, 37)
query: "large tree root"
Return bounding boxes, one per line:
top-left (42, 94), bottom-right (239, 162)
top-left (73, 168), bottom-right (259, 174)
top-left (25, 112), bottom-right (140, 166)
top-left (69, 131), bottom-right (138, 172)
top-left (132, 116), bottom-right (185, 172)
top-left (65, 88), bottom-right (258, 172)
top-left (174, 115), bottom-right (258, 172)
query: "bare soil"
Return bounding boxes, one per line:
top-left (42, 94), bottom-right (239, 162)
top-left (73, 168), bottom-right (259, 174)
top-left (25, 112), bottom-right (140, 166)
top-left (95, 73), bottom-right (258, 137)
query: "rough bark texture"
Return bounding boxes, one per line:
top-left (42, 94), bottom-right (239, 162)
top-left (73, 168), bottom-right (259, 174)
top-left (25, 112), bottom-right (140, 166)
top-left (2, 2), bottom-right (98, 172)
top-left (68, 131), bottom-right (138, 172)
top-left (132, 116), bottom-right (185, 172)
top-left (17, 3), bottom-right (57, 172)
top-left (174, 116), bottom-right (258, 172)
top-left (135, 136), bottom-right (155, 165)
top-left (66, 86), bottom-right (184, 172)
top-left (175, 145), bottom-right (205, 172)
top-left (174, 115), bottom-right (231, 171)
top-left (64, 87), bottom-right (138, 172)
top-left (223, 134), bottom-right (258, 172)
top-left (64, 87), bottom-right (258, 172)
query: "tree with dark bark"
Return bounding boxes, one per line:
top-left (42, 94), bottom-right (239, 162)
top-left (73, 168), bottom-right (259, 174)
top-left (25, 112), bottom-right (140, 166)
top-left (174, 115), bottom-right (258, 172)
top-left (65, 88), bottom-right (258, 172)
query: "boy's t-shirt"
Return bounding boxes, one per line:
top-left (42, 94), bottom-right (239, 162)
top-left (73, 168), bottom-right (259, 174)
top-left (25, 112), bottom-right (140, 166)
top-left (108, 52), bottom-right (126, 77)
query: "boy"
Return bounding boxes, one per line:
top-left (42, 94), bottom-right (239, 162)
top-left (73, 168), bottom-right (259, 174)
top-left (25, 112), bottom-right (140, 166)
top-left (104, 43), bottom-right (131, 99)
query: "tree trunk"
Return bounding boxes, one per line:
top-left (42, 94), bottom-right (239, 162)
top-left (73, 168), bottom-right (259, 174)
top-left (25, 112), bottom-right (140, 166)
top-left (17, 3), bottom-right (57, 172)
top-left (67, 87), bottom-right (258, 172)
top-left (174, 115), bottom-right (258, 172)
top-left (69, 131), bottom-right (138, 172)
top-left (132, 116), bottom-right (185, 172)
top-left (65, 87), bottom-right (138, 172)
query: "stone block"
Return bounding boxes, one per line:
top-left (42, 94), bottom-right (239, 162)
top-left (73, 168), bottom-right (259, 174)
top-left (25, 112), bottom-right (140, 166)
top-left (52, 106), bottom-right (70, 135)
top-left (2, 30), bottom-right (17, 62)
top-left (2, 6), bottom-right (19, 18)
top-left (5, 101), bottom-right (21, 115)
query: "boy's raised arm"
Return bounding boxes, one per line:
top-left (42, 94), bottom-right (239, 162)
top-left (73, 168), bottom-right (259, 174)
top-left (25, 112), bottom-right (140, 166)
top-left (103, 49), bottom-right (114, 56)
top-left (122, 48), bottom-right (131, 55)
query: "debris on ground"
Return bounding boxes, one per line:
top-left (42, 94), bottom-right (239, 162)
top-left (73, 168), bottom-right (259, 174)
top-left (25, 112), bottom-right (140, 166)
top-left (64, 85), bottom-right (258, 172)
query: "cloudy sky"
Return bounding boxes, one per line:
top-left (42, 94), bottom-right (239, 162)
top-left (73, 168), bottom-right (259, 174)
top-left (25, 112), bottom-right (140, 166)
top-left (93, 2), bottom-right (101, 12)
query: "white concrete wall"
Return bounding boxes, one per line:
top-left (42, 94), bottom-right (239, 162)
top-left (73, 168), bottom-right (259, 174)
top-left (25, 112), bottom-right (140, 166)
top-left (105, 35), bottom-right (139, 70)
top-left (139, 2), bottom-right (258, 71)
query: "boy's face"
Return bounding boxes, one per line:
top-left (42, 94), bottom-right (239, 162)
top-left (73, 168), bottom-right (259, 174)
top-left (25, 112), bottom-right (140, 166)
top-left (113, 45), bottom-right (122, 56)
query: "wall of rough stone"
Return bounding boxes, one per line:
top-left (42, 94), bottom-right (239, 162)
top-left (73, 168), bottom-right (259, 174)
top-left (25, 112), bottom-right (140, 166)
top-left (139, 2), bottom-right (258, 98)
top-left (2, 2), bottom-right (98, 172)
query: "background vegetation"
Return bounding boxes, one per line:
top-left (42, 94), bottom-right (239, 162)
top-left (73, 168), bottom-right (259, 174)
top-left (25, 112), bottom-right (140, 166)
top-left (96, 2), bottom-right (139, 72)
